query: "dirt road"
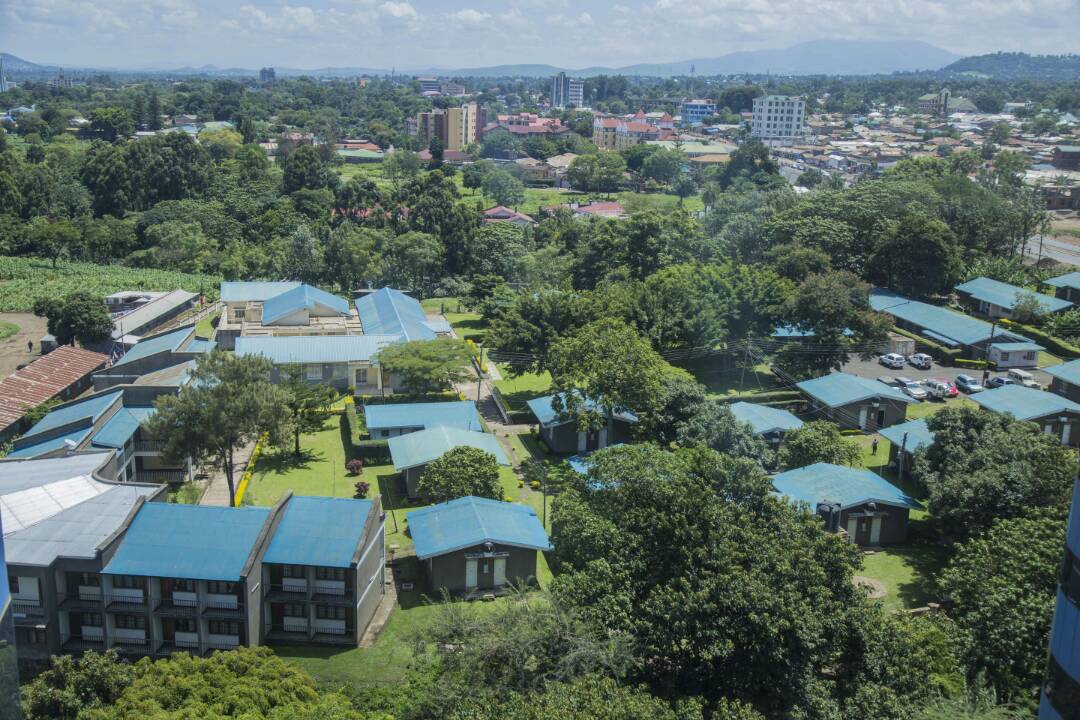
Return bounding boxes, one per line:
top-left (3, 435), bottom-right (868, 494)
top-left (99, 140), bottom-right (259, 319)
top-left (0, 313), bottom-right (48, 377)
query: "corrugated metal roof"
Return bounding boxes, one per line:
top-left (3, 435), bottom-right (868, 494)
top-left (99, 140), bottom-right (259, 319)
top-left (6, 427), bottom-right (94, 458)
top-left (1049, 588), bottom-right (1080, 687)
top-left (970, 384), bottom-right (1080, 421)
top-left (772, 462), bottom-right (922, 511)
top-left (0, 345), bottom-right (108, 434)
top-left (110, 289), bottom-right (197, 339)
top-left (185, 339), bottom-right (216, 353)
top-left (796, 372), bottom-right (913, 408)
top-left (870, 288), bottom-right (1029, 346)
top-left (220, 281), bottom-right (301, 302)
top-left (235, 334), bottom-right (401, 364)
top-left (1066, 478), bottom-right (1080, 557)
top-left (0, 452), bottom-right (110, 492)
top-left (878, 418), bottom-right (934, 452)
top-left (17, 389), bottom-right (122, 440)
top-left (525, 393), bottom-right (638, 427)
top-left (407, 496), bottom-right (552, 560)
top-left (112, 327), bottom-right (194, 367)
top-left (388, 426), bottom-right (509, 471)
top-left (729, 402), bottom-right (804, 434)
top-left (263, 496), bottom-right (373, 568)
top-left (989, 341), bottom-right (1045, 352)
top-left (955, 277), bottom-right (1072, 314)
top-left (1045, 271), bottom-right (1080, 290)
top-left (1045, 359), bottom-right (1080, 387)
top-left (132, 360), bottom-right (195, 387)
top-left (91, 406), bottom-right (156, 449)
top-left (261, 284), bottom-right (350, 325)
top-left (364, 401), bottom-right (482, 432)
top-left (103, 503), bottom-right (271, 581)
top-left (355, 288), bottom-right (438, 341)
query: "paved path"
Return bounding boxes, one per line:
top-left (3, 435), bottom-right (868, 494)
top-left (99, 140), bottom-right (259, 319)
top-left (359, 571), bottom-right (398, 647)
top-left (199, 440), bottom-right (257, 506)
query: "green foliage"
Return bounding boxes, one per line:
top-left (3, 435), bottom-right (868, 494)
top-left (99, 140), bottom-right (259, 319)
top-left (453, 677), bottom-right (683, 720)
top-left (374, 337), bottom-right (473, 394)
top-left (32, 290), bottom-right (113, 345)
top-left (416, 445), bottom-right (503, 503)
top-left (867, 213), bottom-right (962, 299)
top-left (23, 397), bottom-right (61, 426)
top-left (778, 420), bottom-right (862, 469)
top-left (483, 169), bottom-right (526, 207)
top-left (675, 399), bottom-right (772, 465)
top-left (281, 366), bottom-right (339, 455)
top-left (22, 649), bottom-right (136, 720)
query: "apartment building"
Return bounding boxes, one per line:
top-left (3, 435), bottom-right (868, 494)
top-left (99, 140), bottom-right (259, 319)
top-left (416, 77), bottom-right (440, 94)
top-left (216, 282), bottom-right (359, 351)
top-left (551, 72), bottom-right (584, 109)
top-left (751, 95), bottom-right (807, 142)
top-left (93, 324), bottom-right (213, 389)
top-left (680, 99), bottom-right (717, 126)
top-left (410, 104), bottom-right (485, 151)
top-left (615, 120), bottom-right (661, 150)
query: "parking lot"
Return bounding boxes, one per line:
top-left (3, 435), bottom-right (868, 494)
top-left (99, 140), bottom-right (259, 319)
top-left (840, 355), bottom-right (1055, 389)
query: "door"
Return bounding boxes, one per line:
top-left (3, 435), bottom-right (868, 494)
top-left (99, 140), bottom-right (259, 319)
top-left (465, 559), bottom-right (478, 590)
top-left (876, 409), bottom-right (886, 428)
top-left (161, 618), bottom-right (176, 643)
top-left (869, 516), bottom-right (882, 545)
top-left (858, 407), bottom-right (868, 430)
top-left (493, 558), bottom-right (507, 587)
top-left (1063, 423), bottom-right (1072, 446)
top-left (846, 516), bottom-right (858, 543)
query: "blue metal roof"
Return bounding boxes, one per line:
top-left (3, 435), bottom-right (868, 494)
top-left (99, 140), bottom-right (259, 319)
top-left (407, 496), bottom-right (552, 560)
top-left (955, 277), bottom-right (1072, 313)
top-left (797, 372), bottom-right (913, 408)
top-left (261, 284), bottom-right (350, 325)
top-left (235, 334), bottom-right (401, 364)
top-left (19, 390), bottom-right (122, 439)
top-left (185, 339), bottom-right (216, 353)
top-left (103, 503), bottom-right (271, 581)
top-left (729, 402), bottom-right (804, 434)
top-left (1049, 588), bottom-right (1080, 687)
top-left (388, 426), bottom-right (509, 470)
top-left (1045, 359), bottom-right (1080, 387)
top-left (220, 281), bottom-right (301, 302)
top-left (869, 288), bottom-right (1028, 347)
top-left (566, 444), bottom-right (626, 476)
top-left (772, 324), bottom-right (853, 338)
top-left (878, 418), bottom-right (934, 453)
top-left (1046, 271), bottom-right (1080, 291)
top-left (5, 427), bottom-right (94, 458)
top-left (989, 341), bottom-right (1044, 352)
top-left (263, 496), bottom-right (374, 569)
top-left (1067, 477), bottom-right (1080, 558)
top-left (922, 330), bottom-right (961, 347)
top-left (113, 327), bottom-right (194, 367)
top-left (364, 401), bottom-right (482, 432)
top-left (91, 406), bottom-right (156, 449)
top-left (525, 393), bottom-right (639, 427)
top-left (355, 288), bottom-right (438, 341)
top-left (970, 384), bottom-right (1080, 421)
top-left (772, 462), bottom-right (922, 511)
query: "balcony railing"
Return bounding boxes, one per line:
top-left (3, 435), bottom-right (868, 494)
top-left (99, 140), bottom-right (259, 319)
top-left (157, 595), bottom-right (200, 615)
top-left (134, 440), bottom-right (165, 453)
top-left (201, 598), bottom-right (244, 617)
top-left (61, 633), bottom-right (106, 651)
top-left (264, 583), bottom-right (310, 601)
top-left (58, 591), bottom-right (103, 610)
top-left (136, 470), bottom-right (187, 484)
top-left (12, 601), bottom-right (45, 616)
top-left (111, 637), bottom-right (151, 654)
top-left (103, 592), bottom-right (150, 611)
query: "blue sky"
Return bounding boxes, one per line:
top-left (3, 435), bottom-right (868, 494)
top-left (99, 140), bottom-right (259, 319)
top-left (2, 0), bottom-right (1079, 70)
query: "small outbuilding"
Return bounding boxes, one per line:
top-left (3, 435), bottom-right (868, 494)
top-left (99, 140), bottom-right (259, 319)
top-left (388, 426), bottom-right (510, 498)
top-left (407, 496), bottom-right (552, 596)
top-left (526, 393), bottom-right (637, 454)
top-left (955, 276), bottom-right (1072, 319)
top-left (772, 462), bottom-right (923, 546)
top-left (363, 400), bottom-right (482, 438)
top-left (970, 384), bottom-right (1080, 446)
top-left (1045, 271), bottom-right (1080, 303)
top-left (795, 372), bottom-right (915, 431)
top-left (729, 401), bottom-right (804, 444)
top-left (878, 418), bottom-right (935, 479)
top-left (1045, 358), bottom-right (1080, 404)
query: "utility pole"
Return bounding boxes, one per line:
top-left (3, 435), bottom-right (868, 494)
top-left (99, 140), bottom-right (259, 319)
top-left (897, 432), bottom-right (908, 480)
top-left (476, 346), bottom-right (485, 403)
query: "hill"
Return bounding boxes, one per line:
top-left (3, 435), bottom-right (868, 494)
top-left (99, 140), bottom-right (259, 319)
top-left (944, 52), bottom-right (1080, 79)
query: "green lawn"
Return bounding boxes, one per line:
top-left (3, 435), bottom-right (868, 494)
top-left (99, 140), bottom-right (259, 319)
top-left (418, 296), bottom-right (486, 338)
top-left (905, 396), bottom-right (977, 420)
top-left (0, 321), bottom-right (18, 342)
top-left (493, 369), bottom-right (552, 410)
top-left (693, 363), bottom-right (783, 398)
top-left (195, 310), bottom-right (219, 339)
top-left (1040, 351), bottom-right (1064, 368)
top-left (859, 545), bottom-right (949, 610)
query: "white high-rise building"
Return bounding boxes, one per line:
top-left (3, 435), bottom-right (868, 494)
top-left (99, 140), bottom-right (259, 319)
top-left (0, 56), bottom-right (12, 94)
top-left (551, 72), bottom-right (584, 109)
top-left (751, 95), bottom-right (807, 142)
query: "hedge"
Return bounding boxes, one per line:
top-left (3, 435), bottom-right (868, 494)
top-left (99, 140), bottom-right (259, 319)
top-left (353, 439), bottom-right (392, 463)
top-left (954, 358), bottom-right (991, 370)
top-left (344, 396), bottom-right (363, 441)
top-left (998, 320), bottom-right (1080, 359)
top-left (716, 390), bottom-right (803, 404)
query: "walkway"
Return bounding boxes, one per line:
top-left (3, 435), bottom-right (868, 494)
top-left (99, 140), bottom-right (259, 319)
top-left (199, 440), bottom-right (258, 506)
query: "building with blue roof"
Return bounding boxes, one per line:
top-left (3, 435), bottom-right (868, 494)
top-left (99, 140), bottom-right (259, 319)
top-left (1040, 476), bottom-right (1080, 720)
top-left (1045, 270), bottom-right (1080, 304)
top-left (388, 426), bottom-right (510, 498)
top-left (729, 402), bottom-right (803, 442)
top-left (525, 393), bottom-right (638, 454)
top-left (970, 384), bottom-right (1080, 446)
top-left (235, 334), bottom-right (402, 394)
top-left (956, 276), bottom-right (1072, 318)
top-left (986, 341), bottom-right (1045, 369)
top-left (878, 418), bottom-right (935, 478)
top-left (93, 325), bottom-right (213, 390)
top-left (870, 288), bottom-right (1029, 355)
top-left (216, 281), bottom-right (358, 350)
top-left (1046, 358), bottom-right (1080, 405)
top-left (772, 463), bottom-right (922, 545)
top-left (407, 496), bottom-right (551, 595)
top-left (364, 400), bottom-right (482, 437)
top-left (796, 372), bottom-right (914, 431)
top-left (355, 288), bottom-right (450, 342)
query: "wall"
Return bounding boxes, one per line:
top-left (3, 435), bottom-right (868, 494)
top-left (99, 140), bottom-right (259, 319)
top-left (829, 398), bottom-right (908, 430)
top-left (426, 543), bottom-right (538, 596)
top-left (840, 503), bottom-right (910, 546)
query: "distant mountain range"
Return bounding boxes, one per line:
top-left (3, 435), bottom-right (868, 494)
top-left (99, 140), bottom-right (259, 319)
top-left (943, 51), bottom-right (1080, 80)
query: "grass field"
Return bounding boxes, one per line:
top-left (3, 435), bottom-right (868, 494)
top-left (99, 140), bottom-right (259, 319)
top-left (859, 545), bottom-right (949, 610)
top-left (195, 310), bottom-right (220, 339)
top-left (493, 369), bottom-right (552, 410)
top-left (693, 363), bottom-right (784, 398)
top-left (0, 322), bottom-right (17, 342)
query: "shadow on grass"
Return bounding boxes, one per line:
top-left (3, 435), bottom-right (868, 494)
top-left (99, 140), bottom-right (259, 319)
top-left (268, 643), bottom-right (357, 661)
top-left (890, 544), bottom-right (950, 608)
top-left (391, 557), bottom-right (429, 610)
top-left (256, 447), bottom-right (322, 474)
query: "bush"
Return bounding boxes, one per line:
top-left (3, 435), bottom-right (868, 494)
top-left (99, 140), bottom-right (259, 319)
top-left (346, 458), bottom-right (364, 476)
top-left (1000, 319), bottom-right (1080, 359)
top-left (353, 439), bottom-right (391, 463)
top-left (353, 480), bottom-right (370, 498)
top-left (344, 396), bottom-right (363, 440)
top-left (954, 358), bottom-right (990, 369)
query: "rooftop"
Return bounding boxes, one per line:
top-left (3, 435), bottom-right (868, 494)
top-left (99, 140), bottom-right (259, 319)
top-left (103, 503), bottom-right (272, 581)
top-left (263, 496), bottom-right (374, 569)
top-left (1045, 271), bottom-right (1080, 291)
top-left (525, 393), bottom-right (638, 427)
top-left (260, 283), bottom-right (351, 326)
top-left (407, 496), bottom-right (552, 560)
top-left (110, 289), bottom-right (198, 340)
top-left (0, 345), bottom-right (108, 434)
top-left (112, 326), bottom-right (202, 368)
top-left (955, 276), bottom-right (1072, 314)
top-left (729, 402), bottom-right (804, 435)
top-left (796, 372), bottom-right (913, 408)
top-left (364, 401), bottom-right (482, 432)
top-left (869, 288), bottom-right (1028, 347)
top-left (1046, 358), bottom-right (1080, 387)
top-left (90, 406), bottom-right (155, 449)
top-left (235, 334), bottom-right (401, 364)
top-left (16, 389), bottom-right (121, 440)
top-left (355, 288), bottom-right (442, 341)
top-left (970, 384), bottom-right (1080, 421)
top-left (878, 418), bottom-right (935, 453)
top-left (220, 281), bottom-right (302, 303)
top-left (772, 462), bottom-right (922, 511)
top-left (388, 426), bottom-right (509, 471)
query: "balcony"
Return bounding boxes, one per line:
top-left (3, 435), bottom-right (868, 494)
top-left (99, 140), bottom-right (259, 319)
top-left (157, 595), bottom-right (200, 616)
top-left (61, 633), bottom-right (106, 652)
top-left (156, 637), bottom-right (201, 656)
top-left (111, 637), bottom-right (151, 655)
top-left (58, 590), bottom-right (103, 611)
top-left (264, 583), bottom-right (309, 603)
top-left (136, 469), bottom-right (187, 484)
top-left (265, 623), bottom-right (310, 644)
top-left (12, 600), bottom-right (46, 618)
top-left (203, 636), bottom-right (242, 654)
top-left (133, 440), bottom-right (165, 454)
top-left (201, 597), bottom-right (245, 618)
top-left (103, 592), bottom-right (150, 613)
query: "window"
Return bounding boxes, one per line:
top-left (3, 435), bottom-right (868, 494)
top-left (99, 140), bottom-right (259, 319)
top-left (175, 619), bottom-right (198, 633)
top-left (17, 628), bottom-right (47, 645)
top-left (209, 620), bottom-right (239, 635)
top-left (80, 613), bottom-right (103, 627)
top-left (1061, 546), bottom-right (1080, 607)
top-left (233, 309), bottom-right (246, 321)
top-left (379, 429), bottom-right (390, 438)
top-left (171, 579), bottom-right (196, 593)
top-left (316, 567), bottom-right (345, 582)
top-left (332, 364), bottom-right (346, 380)
top-left (207, 581), bottom-right (237, 595)
top-left (306, 365), bottom-right (323, 381)
top-left (316, 605), bottom-right (346, 620)
top-left (76, 573), bottom-right (100, 587)
top-left (283, 603), bottom-right (306, 617)
top-left (282, 565), bottom-right (305, 579)
top-left (112, 575), bottom-right (143, 590)
top-left (114, 614), bottom-right (146, 630)
top-left (355, 368), bottom-right (369, 385)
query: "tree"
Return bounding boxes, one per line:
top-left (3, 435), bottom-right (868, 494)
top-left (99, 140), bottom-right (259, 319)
top-left (281, 366), bottom-right (338, 455)
top-left (146, 90), bottom-right (162, 130)
top-left (672, 174), bottom-right (697, 205)
top-left (914, 405), bottom-right (1075, 538)
top-left (33, 292), bottom-right (112, 346)
top-left (22, 650), bottom-right (135, 720)
top-left (198, 127), bottom-right (243, 161)
top-left (384, 149), bottom-right (421, 183)
top-left (939, 513), bottom-right (1065, 703)
top-left (416, 446), bottom-right (503, 503)
top-left (483, 169), bottom-right (525, 207)
top-left (27, 217), bottom-right (81, 267)
top-left (641, 148), bottom-right (685, 184)
top-left (777, 420), bottom-right (861, 469)
top-left (867, 214), bottom-right (962, 299)
top-left (373, 338), bottom-right (473, 394)
top-left (282, 144), bottom-right (334, 193)
top-left (375, 230), bottom-right (444, 297)
top-left (676, 400), bottom-right (772, 465)
top-left (146, 351), bottom-right (291, 507)
top-left (326, 224), bottom-right (378, 292)
top-left (89, 107), bottom-right (135, 142)
top-left (237, 115), bottom-right (258, 144)
top-left (428, 136), bottom-right (444, 169)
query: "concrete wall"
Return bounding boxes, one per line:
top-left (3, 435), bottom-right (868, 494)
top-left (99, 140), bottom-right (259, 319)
top-left (425, 543), bottom-right (539, 596)
top-left (840, 504), bottom-right (910, 546)
top-left (827, 398), bottom-right (908, 431)
top-left (1051, 377), bottom-right (1080, 405)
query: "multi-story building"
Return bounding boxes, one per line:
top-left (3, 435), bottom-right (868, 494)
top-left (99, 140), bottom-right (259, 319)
top-left (216, 282), bottom-right (359, 350)
top-left (615, 120), bottom-right (661, 150)
top-left (0, 513), bottom-right (21, 716)
top-left (259, 67), bottom-right (276, 84)
top-left (416, 77), bottom-right (440, 94)
top-left (411, 104), bottom-right (485, 151)
top-left (1041, 473), bottom-right (1080, 719)
top-left (0, 56), bottom-right (13, 94)
top-left (680, 99), bottom-right (716, 126)
top-left (4, 456), bottom-right (386, 672)
top-left (751, 95), bottom-right (807, 142)
top-left (592, 117), bottom-right (620, 151)
top-left (551, 72), bottom-right (584, 109)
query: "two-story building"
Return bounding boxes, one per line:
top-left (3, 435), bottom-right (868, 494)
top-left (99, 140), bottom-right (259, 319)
top-left (216, 282), bottom-right (359, 351)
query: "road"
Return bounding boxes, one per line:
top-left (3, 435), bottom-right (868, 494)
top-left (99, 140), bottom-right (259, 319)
top-left (840, 355), bottom-right (1054, 390)
top-left (1023, 235), bottom-right (1080, 265)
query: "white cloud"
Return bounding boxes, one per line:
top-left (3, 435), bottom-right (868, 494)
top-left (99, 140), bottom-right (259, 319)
top-left (449, 8), bottom-right (490, 25)
top-left (379, 1), bottom-right (417, 20)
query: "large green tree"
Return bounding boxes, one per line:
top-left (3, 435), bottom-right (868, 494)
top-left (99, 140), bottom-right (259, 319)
top-left (416, 446), bottom-right (503, 503)
top-left (33, 291), bottom-right (112, 346)
top-left (374, 337), bottom-right (473, 394)
top-left (280, 366), bottom-right (339, 455)
top-left (777, 420), bottom-right (862, 470)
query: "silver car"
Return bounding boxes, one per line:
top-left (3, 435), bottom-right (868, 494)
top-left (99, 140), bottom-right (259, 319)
top-left (897, 378), bottom-right (928, 400)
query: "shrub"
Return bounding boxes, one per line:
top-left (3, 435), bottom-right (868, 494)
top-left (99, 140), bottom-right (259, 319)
top-left (353, 480), bottom-right (370, 499)
top-left (353, 439), bottom-right (391, 462)
top-left (346, 458), bottom-right (364, 476)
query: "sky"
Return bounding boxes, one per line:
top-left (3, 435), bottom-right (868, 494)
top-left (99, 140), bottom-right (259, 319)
top-left (2, 0), bottom-right (1080, 70)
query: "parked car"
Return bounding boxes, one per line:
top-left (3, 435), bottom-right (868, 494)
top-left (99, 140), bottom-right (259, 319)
top-left (877, 376), bottom-right (900, 387)
top-left (897, 378), bottom-right (929, 400)
top-left (924, 378), bottom-right (958, 400)
top-left (955, 374), bottom-right (984, 393)
top-left (1007, 368), bottom-right (1041, 389)
top-left (880, 352), bottom-right (906, 369)
top-left (907, 353), bottom-right (933, 370)
top-left (986, 376), bottom-right (1017, 389)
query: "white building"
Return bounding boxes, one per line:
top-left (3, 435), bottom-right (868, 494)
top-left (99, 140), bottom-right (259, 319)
top-left (751, 95), bottom-right (807, 142)
top-left (551, 72), bottom-right (584, 109)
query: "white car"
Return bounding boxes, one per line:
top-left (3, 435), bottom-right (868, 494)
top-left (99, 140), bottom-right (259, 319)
top-left (907, 353), bottom-right (933, 370)
top-left (897, 378), bottom-right (929, 400)
top-left (879, 353), bottom-right (905, 369)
